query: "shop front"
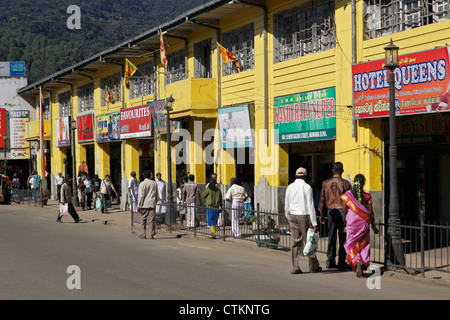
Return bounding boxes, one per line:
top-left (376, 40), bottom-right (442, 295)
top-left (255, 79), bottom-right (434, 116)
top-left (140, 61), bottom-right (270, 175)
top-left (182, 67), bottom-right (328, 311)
top-left (274, 87), bottom-right (337, 189)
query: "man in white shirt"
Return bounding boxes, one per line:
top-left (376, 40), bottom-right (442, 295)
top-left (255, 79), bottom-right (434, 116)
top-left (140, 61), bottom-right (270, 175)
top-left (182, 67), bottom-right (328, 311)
top-left (225, 178), bottom-right (248, 238)
top-left (285, 167), bottom-right (322, 274)
top-left (128, 171), bottom-right (139, 213)
top-left (55, 172), bottom-right (64, 202)
top-left (155, 172), bottom-right (166, 213)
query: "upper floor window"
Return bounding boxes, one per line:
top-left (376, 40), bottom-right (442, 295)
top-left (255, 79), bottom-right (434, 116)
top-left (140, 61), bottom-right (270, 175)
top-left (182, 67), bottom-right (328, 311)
top-left (221, 23), bottom-right (255, 76)
top-left (129, 61), bottom-right (155, 99)
top-left (166, 48), bottom-right (186, 85)
top-left (194, 39), bottom-right (212, 78)
top-left (43, 97), bottom-right (51, 120)
top-left (273, 0), bottom-right (335, 63)
top-left (58, 91), bottom-right (71, 118)
top-left (77, 82), bottom-right (94, 113)
top-left (100, 73), bottom-right (121, 106)
top-left (364, 0), bottom-right (450, 40)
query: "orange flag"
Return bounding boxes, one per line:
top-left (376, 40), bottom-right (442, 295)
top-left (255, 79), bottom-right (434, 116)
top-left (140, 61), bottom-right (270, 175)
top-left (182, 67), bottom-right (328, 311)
top-left (160, 29), bottom-right (167, 70)
top-left (217, 42), bottom-right (240, 70)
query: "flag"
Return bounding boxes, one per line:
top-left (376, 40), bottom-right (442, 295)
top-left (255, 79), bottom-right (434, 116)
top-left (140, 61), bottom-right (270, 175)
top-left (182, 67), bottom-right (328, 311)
top-left (124, 58), bottom-right (137, 89)
top-left (160, 29), bottom-right (167, 70)
top-left (105, 90), bottom-right (111, 110)
top-left (217, 42), bottom-right (240, 70)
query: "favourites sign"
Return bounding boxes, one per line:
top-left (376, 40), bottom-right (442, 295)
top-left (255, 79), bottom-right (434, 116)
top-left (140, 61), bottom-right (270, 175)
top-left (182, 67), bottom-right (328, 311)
top-left (120, 104), bottom-right (152, 139)
top-left (274, 88), bottom-right (336, 143)
top-left (352, 46), bottom-right (450, 119)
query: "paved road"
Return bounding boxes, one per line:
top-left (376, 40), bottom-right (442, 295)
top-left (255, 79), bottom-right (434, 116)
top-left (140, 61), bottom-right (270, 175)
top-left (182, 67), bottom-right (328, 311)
top-left (1, 203), bottom-right (449, 302)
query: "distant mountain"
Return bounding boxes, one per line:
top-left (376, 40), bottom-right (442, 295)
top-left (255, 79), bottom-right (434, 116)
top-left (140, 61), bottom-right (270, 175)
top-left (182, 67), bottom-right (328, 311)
top-left (0, 0), bottom-right (211, 84)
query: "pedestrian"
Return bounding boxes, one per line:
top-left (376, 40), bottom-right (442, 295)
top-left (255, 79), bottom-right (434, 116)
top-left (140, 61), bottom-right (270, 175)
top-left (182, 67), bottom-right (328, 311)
top-left (55, 172), bottom-right (64, 203)
top-left (78, 160), bottom-right (88, 175)
top-left (128, 171), bottom-right (139, 213)
top-left (57, 177), bottom-right (80, 223)
top-left (176, 177), bottom-right (187, 229)
top-left (77, 173), bottom-right (86, 210)
top-left (242, 177), bottom-right (253, 218)
top-left (155, 172), bottom-right (166, 214)
top-left (341, 174), bottom-right (379, 277)
top-left (225, 177), bottom-right (248, 238)
top-left (182, 174), bottom-right (202, 229)
top-left (84, 175), bottom-right (93, 210)
top-left (285, 167), bottom-right (322, 274)
top-left (100, 175), bottom-right (118, 214)
top-left (31, 171), bottom-right (41, 201)
top-left (92, 174), bottom-right (101, 211)
top-left (318, 161), bottom-right (352, 271)
top-left (202, 177), bottom-right (222, 239)
top-left (137, 171), bottom-right (159, 239)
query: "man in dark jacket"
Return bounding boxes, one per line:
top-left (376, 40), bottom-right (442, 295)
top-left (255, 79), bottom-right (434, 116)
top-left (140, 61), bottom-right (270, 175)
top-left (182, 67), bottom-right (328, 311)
top-left (57, 178), bottom-right (81, 223)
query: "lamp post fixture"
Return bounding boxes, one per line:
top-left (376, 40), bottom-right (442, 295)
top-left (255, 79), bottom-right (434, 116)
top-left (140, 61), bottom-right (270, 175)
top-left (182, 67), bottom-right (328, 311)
top-left (165, 95), bottom-right (175, 231)
top-left (3, 134), bottom-right (7, 175)
top-left (384, 39), bottom-right (404, 266)
top-left (71, 118), bottom-right (79, 206)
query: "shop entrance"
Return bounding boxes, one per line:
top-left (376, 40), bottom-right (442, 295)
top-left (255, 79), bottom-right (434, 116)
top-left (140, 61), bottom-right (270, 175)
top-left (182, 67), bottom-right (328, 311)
top-left (138, 140), bottom-right (154, 181)
top-left (85, 144), bottom-right (94, 178)
top-left (235, 147), bottom-right (254, 186)
top-left (109, 142), bottom-right (122, 198)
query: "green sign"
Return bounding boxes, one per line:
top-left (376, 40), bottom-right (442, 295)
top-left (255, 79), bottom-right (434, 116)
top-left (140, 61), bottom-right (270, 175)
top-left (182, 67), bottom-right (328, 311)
top-left (274, 88), bottom-right (336, 143)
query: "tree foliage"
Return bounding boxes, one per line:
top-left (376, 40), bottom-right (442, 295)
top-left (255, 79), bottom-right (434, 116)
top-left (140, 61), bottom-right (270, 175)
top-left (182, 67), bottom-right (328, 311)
top-left (0, 0), bottom-right (210, 83)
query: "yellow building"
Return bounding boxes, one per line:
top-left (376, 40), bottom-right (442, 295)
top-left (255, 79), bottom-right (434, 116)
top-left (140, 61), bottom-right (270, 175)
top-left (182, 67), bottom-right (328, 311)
top-left (18, 0), bottom-right (450, 223)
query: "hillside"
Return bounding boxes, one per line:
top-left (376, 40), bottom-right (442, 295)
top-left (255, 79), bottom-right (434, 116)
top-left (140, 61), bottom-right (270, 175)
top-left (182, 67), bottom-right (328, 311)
top-left (0, 0), bottom-right (210, 84)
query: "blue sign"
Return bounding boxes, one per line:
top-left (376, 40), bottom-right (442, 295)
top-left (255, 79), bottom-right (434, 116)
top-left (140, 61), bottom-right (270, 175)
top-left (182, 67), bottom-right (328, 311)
top-left (9, 62), bottom-right (25, 77)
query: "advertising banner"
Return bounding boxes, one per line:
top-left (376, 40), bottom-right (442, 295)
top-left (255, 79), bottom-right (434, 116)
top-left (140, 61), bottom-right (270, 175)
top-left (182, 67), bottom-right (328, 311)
top-left (120, 104), bottom-right (152, 139)
top-left (0, 62), bottom-right (26, 77)
top-left (352, 46), bottom-right (450, 119)
top-left (96, 112), bottom-right (120, 143)
top-left (55, 117), bottom-right (70, 147)
top-left (148, 100), bottom-right (181, 134)
top-left (77, 113), bottom-right (94, 143)
top-left (9, 109), bottom-right (30, 159)
top-left (274, 88), bottom-right (336, 143)
top-left (218, 104), bottom-right (253, 148)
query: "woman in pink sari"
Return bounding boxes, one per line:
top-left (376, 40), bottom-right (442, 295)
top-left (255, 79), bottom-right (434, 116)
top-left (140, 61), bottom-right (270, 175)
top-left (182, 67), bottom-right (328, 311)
top-left (340, 174), bottom-right (379, 277)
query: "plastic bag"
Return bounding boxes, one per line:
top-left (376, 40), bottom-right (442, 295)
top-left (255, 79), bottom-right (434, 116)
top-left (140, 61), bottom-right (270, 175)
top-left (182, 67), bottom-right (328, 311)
top-left (96, 197), bottom-right (102, 210)
top-left (59, 203), bottom-right (68, 217)
top-left (303, 228), bottom-right (319, 258)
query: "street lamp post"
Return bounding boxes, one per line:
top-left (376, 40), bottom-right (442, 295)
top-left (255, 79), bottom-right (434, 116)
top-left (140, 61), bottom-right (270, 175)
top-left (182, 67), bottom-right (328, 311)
top-left (384, 39), bottom-right (405, 266)
top-left (71, 118), bottom-right (79, 206)
top-left (165, 95), bottom-right (175, 231)
top-left (3, 134), bottom-right (7, 175)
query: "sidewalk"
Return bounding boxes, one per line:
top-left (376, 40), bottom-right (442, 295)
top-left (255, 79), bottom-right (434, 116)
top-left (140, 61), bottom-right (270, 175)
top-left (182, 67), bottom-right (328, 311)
top-left (13, 199), bottom-right (450, 288)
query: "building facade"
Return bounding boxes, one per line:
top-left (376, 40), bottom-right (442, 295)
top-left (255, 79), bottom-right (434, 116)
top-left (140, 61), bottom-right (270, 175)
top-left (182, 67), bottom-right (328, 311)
top-left (17, 0), bottom-right (450, 223)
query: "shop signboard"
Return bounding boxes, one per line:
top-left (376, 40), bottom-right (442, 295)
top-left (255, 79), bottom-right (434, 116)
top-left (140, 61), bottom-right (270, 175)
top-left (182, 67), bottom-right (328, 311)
top-left (352, 46), bottom-right (450, 119)
top-left (148, 100), bottom-right (181, 134)
top-left (96, 111), bottom-right (120, 143)
top-left (55, 117), bottom-right (70, 147)
top-left (218, 104), bottom-right (253, 148)
top-left (9, 109), bottom-right (30, 159)
top-left (77, 113), bottom-right (94, 143)
top-left (274, 88), bottom-right (336, 143)
top-left (120, 104), bottom-right (152, 139)
top-left (0, 62), bottom-right (26, 77)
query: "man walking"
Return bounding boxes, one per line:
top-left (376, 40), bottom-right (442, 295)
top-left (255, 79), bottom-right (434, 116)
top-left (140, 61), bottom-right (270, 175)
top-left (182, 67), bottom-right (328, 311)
top-left (285, 167), bottom-right (321, 274)
top-left (137, 171), bottom-right (159, 239)
top-left (55, 172), bottom-right (64, 203)
top-left (182, 174), bottom-right (202, 229)
top-left (57, 178), bottom-right (80, 223)
top-left (225, 178), bottom-right (248, 238)
top-left (128, 171), bottom-right (139, 213)
top-left (318, 161), bottom-right (352, 271)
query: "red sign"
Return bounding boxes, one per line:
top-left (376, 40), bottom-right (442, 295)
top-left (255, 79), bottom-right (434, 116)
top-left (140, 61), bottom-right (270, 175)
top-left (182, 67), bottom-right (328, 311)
top-left (0, 108), bottom-right (5, 148)
top-left (77, 113), bottom-right (94, 143)
top-left (120, 104), bottom-right (152, 139)
top-left (352, 46), bottom-right (450, 119)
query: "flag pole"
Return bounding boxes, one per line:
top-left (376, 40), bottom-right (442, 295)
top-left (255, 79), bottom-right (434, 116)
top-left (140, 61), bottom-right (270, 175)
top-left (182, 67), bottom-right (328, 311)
top-left (39, 87), bottom-right (45, 207)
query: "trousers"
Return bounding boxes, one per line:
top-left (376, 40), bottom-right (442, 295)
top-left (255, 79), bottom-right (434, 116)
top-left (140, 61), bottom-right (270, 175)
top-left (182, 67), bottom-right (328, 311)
top-left (231, 201), bottom-right (244, 237)
top-left (327, 209), bottom-right (347, 267)
top-left (288, 215), bottom-right (320, 272)
top-left (140, 208), bottom-right (156, 238)
top-left (56, 203), bottom-right (80, 222)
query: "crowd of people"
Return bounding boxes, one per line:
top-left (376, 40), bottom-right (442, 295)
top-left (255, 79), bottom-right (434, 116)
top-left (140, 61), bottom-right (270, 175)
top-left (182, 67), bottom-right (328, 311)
top-left (285, 162), bottom-right (379, 278)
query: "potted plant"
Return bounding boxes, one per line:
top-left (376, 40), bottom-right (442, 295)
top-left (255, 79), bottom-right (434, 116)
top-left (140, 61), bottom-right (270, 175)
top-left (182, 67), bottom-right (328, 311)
top-left (248, 213), bottom-right (280, 248)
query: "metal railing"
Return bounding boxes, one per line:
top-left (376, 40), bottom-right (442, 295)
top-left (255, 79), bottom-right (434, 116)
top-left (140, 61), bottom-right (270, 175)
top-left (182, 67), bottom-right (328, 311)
top-left (10, 188), bottom-right (46, 207)
top-left (131, 202), bottom-right (449, 276)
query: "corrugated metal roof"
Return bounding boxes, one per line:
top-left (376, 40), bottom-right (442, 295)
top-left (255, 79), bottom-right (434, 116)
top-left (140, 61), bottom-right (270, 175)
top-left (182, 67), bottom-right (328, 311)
top-left (18, 0), bottom-right (267, 96)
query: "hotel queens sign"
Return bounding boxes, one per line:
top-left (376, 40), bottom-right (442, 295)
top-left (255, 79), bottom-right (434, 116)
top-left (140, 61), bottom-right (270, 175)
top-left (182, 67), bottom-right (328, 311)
top-left (352, 46), bottom-right (450, 119)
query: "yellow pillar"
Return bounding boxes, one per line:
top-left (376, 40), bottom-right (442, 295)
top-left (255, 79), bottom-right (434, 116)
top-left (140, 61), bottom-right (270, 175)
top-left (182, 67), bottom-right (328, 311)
top-left (95, 143), bottom-right (110, 179)
top-left (123, 139), bottom-right (140, 179)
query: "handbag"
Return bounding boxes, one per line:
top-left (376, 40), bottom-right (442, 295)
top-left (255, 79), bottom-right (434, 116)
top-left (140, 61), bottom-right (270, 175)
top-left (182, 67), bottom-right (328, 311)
top-left (303, 228), bottom-right (319, 258)
top-left (59, 203), bottom-right (69, 217)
